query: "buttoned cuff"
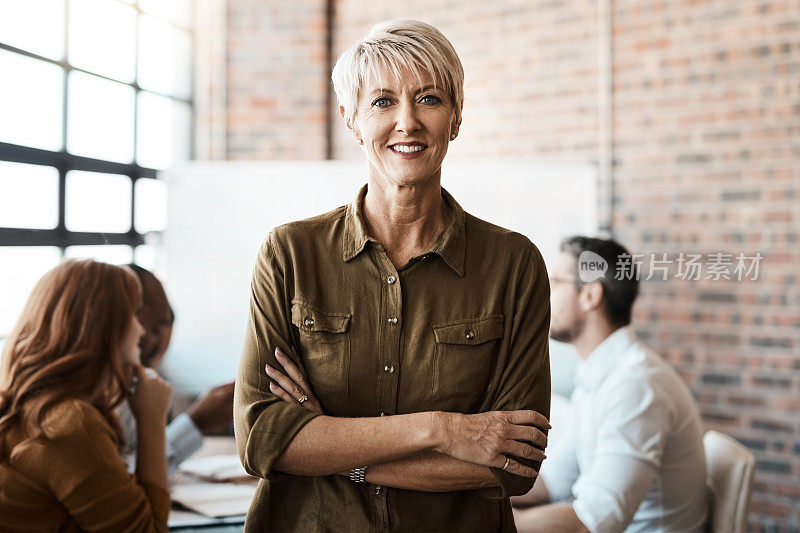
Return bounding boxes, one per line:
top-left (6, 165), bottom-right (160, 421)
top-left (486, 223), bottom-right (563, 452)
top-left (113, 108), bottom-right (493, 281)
top-left (166, 413), bottom-right (204, 475)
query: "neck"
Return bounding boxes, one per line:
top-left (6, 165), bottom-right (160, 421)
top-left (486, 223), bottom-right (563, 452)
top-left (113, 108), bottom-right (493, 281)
top-left (363, 175), bottom-right (451, 265)
top-left (572, 316), bottom-right (621, 360)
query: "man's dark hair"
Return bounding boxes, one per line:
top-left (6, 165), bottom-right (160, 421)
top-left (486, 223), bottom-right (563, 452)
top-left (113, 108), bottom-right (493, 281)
top-left (560, 236), bottom-right (639, 327)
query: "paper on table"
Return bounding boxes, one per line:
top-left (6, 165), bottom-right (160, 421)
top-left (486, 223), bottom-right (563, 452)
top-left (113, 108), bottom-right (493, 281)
top-left (171, 482), bottom-right (257, 518)
top-left (179, 454), bottom-right (253, 482)
top-left (168, 508), bottom-right (246, 528)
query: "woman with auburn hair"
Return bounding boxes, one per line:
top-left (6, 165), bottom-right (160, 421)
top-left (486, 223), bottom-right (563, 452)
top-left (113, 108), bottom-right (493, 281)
top-left (0, 259), bottom-right (173, 532)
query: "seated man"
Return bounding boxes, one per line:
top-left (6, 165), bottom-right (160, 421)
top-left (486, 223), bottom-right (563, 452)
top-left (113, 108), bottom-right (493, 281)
top-left (513, 236), bottom-right (707, 533)
top-left (119, 264), bottom-right (235, 474)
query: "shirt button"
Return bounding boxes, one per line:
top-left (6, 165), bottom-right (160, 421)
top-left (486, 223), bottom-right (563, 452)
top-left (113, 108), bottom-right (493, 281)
top-left (465, 329), bottom-right (475, 340)
top-left (375, 486), bottom-right (383, 495)
top-left (384, 364), bottom-right (394, 374)
top-left (388, 316), bottom-right (398, 325)
top-left (387, 275), bottom-right (396, 284)
top-left (304, 317), bottom-right (315, 328)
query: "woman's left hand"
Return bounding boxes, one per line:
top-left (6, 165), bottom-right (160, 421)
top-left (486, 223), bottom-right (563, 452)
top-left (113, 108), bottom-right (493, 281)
top-left (265, 347), bottom-right (324, 414)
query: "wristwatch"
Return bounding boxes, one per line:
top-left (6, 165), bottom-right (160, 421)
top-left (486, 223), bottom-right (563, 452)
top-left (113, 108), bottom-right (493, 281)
top-left (349, 466), bottom-right (367, 484)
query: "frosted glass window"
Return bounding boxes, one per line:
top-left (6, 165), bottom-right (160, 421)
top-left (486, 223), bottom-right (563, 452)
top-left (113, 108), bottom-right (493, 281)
top-left (65, 170), bottom-right (132, 233)
top-left (134, 178), bottom-right (168, 232)
top-left (139, 0), bottom-right (193, 28)
top-left (0, 0), bottom-right (65, 60)
top-left (69, 0), bottom-right (136, 83)
top-left (0, 162), bottom-right (59, 229)
top-left (134, 245), bottom-right (157, 270)
top-left (65, 245), bottom-right (133, 265)
top-left (0, 247), bottom-right (61, 337)
top-left (137, 92), bottom-right (192, 169)
top-left (138, 15), bottom-right (192, 99)
top-left (67, 71), bottom-right (135, 163)
top-left (0, 50), bottom-right (63, 151)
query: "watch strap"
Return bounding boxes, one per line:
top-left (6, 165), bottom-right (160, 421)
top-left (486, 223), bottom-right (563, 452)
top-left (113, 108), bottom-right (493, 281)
top-left (349, 466), bottom-right (367, 483)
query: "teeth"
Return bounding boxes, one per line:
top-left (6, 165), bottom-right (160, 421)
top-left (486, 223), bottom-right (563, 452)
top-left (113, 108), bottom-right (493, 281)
top-left (391, 145), bottom-right (425, 153)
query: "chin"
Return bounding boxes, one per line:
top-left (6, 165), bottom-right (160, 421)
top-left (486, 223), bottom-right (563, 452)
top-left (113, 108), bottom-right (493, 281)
top-left (549, 328), bottom-right (575, 344)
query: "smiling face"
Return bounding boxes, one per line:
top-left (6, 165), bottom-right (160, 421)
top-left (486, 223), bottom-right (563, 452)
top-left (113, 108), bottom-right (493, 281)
top-left (349, 65), bottom-right (459, 189)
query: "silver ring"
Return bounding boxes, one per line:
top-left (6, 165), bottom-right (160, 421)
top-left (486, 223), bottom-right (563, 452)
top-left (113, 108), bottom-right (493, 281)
top-left (502, 457), bottom-right (510, 471)
top-left (297, 395), bottom-right (309, 404)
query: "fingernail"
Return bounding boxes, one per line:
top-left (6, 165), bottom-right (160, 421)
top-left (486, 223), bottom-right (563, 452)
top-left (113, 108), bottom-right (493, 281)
top-left (265, 364), bottom-right (274, 374)
top-left (275, 347), bottom-right (284, 358)
top-left (269, 382), bottom-right (275, 390)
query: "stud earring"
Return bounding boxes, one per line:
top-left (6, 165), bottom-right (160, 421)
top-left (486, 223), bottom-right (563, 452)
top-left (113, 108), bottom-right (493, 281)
top-left (450, 133), bottom-right (457, 140)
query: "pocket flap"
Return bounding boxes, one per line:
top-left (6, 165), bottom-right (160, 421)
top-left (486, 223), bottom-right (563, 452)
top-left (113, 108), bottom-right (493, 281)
top-left (433, 315), bottom-right (504, 345)
top-left (291, 301), bottom-right (351, 333)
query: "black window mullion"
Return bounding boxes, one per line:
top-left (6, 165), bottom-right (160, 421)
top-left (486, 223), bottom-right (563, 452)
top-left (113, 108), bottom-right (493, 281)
top-left (0, 0), bottom-right (191, 256)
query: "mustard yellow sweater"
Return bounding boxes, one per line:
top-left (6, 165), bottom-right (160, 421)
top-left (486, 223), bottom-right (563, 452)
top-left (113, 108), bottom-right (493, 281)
top-left (0, 398), bottom-right (170, 532)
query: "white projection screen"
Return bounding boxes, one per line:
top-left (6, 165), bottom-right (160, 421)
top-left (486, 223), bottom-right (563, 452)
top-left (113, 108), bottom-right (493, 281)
top-left (159, 160), bottom-right (595, 394)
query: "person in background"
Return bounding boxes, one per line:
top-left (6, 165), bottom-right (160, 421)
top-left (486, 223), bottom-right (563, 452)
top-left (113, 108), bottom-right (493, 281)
top-left (118, 264), bottom-right (235, 475)
top-left (512, 236), bottom-right (708, 533)
top-left (0, 259), bottom-right (172, 531)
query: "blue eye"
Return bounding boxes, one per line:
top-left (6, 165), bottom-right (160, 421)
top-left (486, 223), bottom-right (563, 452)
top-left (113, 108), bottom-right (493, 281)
top-left (372, 97), bottom-right (391, 107)
top-left (420, 94), bottom-right (441, 105)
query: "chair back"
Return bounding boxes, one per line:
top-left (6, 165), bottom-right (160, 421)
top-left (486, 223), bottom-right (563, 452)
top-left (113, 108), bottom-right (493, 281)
top-left (704, 430), bottom-right (755, 533)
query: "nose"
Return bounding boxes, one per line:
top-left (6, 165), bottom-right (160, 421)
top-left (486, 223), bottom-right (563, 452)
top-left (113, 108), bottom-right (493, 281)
top-left (395, 100), bottom-right (421, 135)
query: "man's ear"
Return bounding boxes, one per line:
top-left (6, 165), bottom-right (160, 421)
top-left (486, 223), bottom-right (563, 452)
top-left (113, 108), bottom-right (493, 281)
top-left (579, 281), bottom-right (604, 313)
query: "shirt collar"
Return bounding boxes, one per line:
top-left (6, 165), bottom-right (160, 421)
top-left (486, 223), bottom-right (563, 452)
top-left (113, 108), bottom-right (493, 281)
top-left (573, 326), bottom-right (635, 390)
top-left (342, 184), bottom-right (466, 277)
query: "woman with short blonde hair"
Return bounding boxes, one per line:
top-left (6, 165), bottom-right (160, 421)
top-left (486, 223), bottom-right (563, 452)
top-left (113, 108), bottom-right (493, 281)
top-left (0, 259), bottom-right (172, 532)
top-left (236, 20), bottom-right (551, 531)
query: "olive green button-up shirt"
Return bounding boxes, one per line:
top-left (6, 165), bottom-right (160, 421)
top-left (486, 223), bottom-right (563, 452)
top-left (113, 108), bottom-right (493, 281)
top-left (234, 184), bottom-right (551, 532)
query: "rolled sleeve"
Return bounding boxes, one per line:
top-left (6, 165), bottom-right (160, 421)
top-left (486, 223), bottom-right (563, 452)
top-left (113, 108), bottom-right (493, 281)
top-left (570, 379), bottom-right (668, 532)
top-left (572, 455), bottom-right (658, 533)
top-left (165, 413), bottom-right (203, 475)
top-left (538, 416), bottom-right (579, 502)
top-left (234, 231), bottom-right (321, 481)
top-left (483, 242), bottom-right (551, 499)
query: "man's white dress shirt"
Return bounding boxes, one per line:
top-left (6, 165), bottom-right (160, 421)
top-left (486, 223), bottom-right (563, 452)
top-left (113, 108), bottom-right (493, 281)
top-left (539, 327), bottom-right (708, 533)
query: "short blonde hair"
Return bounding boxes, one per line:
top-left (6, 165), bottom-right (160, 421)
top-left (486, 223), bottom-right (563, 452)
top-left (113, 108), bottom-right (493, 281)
top-left (332, 20), bottom-right (464, 129)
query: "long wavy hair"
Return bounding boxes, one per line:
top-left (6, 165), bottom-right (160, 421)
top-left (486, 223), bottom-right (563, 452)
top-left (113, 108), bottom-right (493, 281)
top-left (0, 259), bottom-right (141, 460)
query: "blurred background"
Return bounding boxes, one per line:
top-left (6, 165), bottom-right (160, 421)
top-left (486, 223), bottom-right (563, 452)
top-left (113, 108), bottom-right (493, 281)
top-left (0, 1), bottom-right (797, 529)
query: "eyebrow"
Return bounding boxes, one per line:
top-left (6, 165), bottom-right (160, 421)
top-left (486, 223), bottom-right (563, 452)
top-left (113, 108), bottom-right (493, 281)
top-left (369, 85), bottom-right (440, 96)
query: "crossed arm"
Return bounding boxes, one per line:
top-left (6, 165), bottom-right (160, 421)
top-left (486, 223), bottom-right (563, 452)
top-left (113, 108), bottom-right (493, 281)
top-left (266, 347), bottom-right (546, 492)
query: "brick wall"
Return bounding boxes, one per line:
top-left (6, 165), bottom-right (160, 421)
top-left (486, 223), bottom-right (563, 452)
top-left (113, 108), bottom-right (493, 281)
top-left (610, 2), bottom-right (800, 530)
top-left (223, 0), bottom-right (329, 159)
top-left (330, 0), bottom-right (600, 161)
top-left (203, 0), bottom-right (799, 528)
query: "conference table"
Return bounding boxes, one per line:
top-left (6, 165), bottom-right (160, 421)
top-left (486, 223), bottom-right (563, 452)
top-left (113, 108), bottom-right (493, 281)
top-left (169, 436), bottom-right (251, 532)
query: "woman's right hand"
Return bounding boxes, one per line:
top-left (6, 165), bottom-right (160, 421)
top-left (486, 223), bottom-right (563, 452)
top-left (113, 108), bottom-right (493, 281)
top-left (129, 365), bottom-right (172, 424)
top-left (432, 410), bottom-right (549, 478)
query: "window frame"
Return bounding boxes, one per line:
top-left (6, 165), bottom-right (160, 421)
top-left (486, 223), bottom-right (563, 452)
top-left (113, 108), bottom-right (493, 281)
top-left (0, 0), bottom-right (194, 253)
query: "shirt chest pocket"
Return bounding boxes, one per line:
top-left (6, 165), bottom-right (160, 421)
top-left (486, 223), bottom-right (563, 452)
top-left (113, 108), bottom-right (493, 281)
top-left (430, 315), bottom-right (504, 405)
top-left (291, 301), bottom-right (351, 394)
